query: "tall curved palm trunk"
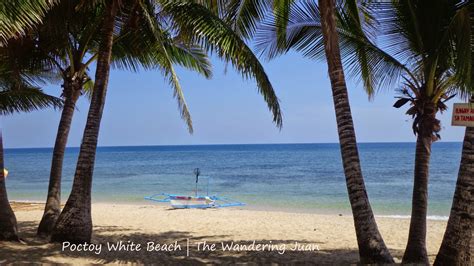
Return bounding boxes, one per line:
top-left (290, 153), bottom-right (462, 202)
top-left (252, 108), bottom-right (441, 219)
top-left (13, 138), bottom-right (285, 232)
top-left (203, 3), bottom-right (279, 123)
top-left (37, 79), bottom-right (82, 237)
top-left (434, 98), bottom-right (473, 266)
top-left (318, 0), bottom-right (393, 263)
top-left (0, 131), bottom-right (19, 241)
top-left (50, 1), bottom-right (117, 243)
top-left (403, 103), bottom-right (438, 264)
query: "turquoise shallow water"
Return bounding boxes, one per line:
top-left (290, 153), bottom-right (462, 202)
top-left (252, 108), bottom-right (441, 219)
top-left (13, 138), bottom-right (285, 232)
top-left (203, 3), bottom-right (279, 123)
top-left (4, 142), bottom-right (461, 217)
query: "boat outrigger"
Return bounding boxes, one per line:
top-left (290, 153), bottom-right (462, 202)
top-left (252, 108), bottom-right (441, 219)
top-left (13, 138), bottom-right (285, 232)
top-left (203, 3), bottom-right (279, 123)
top-left (144, 168), bottom-right (245, 209)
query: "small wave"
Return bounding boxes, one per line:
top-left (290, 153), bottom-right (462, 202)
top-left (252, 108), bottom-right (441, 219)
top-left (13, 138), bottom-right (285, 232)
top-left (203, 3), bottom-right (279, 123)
top-left (10, 199), bottom-right (45, 204)
top-left (377, 215), bottom-right (448, 221)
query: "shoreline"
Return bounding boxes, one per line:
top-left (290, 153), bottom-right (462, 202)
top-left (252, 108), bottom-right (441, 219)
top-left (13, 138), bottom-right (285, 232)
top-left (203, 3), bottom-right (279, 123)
top-left (9, 200), bottom-right (449, 221)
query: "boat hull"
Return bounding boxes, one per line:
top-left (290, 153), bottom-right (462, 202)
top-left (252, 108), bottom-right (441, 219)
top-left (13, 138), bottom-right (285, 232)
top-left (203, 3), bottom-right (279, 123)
top-left (169, 196), bottom-right (215, 209)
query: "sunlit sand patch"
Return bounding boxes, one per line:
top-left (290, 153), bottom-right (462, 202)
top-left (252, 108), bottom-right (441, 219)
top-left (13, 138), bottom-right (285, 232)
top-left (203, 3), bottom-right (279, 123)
top-left (3, 202), bottom-right (447, 264)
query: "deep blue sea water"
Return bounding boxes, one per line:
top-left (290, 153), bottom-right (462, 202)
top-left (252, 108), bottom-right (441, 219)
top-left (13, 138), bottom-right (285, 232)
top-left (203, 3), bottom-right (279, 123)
top-left (4, 142), bottom-right (462, 218)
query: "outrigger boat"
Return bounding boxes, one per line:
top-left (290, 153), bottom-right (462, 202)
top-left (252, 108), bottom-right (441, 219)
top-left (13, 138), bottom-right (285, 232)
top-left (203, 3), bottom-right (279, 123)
top-left (144, 168), bottom-right (245, 209)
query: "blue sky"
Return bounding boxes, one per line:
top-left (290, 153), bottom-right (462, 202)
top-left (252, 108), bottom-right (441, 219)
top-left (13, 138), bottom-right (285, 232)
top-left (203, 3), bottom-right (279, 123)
top-left (3, 52), bottom-right (465, 148)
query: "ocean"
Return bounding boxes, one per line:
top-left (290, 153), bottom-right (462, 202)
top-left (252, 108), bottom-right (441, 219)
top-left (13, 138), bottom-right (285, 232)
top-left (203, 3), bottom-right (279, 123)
top-left (4, 142), bottom-right (462, 219)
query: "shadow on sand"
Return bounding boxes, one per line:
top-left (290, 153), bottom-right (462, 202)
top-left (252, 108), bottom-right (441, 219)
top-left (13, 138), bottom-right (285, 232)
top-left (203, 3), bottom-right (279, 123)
top-left (0, 221), bottom-right (404, 264)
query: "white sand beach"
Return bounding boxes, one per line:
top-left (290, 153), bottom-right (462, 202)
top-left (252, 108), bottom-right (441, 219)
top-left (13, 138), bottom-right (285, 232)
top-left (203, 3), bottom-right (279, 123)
top-left (0, 202), bottom-right (447, 264)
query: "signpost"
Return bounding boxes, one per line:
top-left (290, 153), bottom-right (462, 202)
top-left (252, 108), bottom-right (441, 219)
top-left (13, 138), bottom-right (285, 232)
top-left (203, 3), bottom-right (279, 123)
top-left (451, 103), bottom-right (474, 127)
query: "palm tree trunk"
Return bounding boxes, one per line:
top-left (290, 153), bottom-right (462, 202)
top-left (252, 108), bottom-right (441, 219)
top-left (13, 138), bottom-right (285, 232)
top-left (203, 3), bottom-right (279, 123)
top-left (318, 0), bottom-right (393, 263)
top-left (0, 131), bottom-right (19, 241)
top-left (37, 80), bottom-right (82, 237)
top-left (50, 1), bottom-right (118, 243)
top-left (403, 135), bottom-right (431, 264)
top-left (403, 105), bottom-right (437, 265)
top-left (434, 98), bottom-right (473, 266)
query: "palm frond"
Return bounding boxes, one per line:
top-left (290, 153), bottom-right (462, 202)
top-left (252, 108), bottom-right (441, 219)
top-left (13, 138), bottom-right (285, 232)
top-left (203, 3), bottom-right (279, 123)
top-left (222, 0), bottom-right (271, 39)
top-left (0, 88), bottom-right (63, 115)
top-left (157, 42), bottom-right (194, 134)
top-left (449, 1), bottom-right (473, 96)
top-left (0, 36), bottom-right (60, 91)
top-left (116, 1), bottom-right (195, 133)
top-left (164, 42), bottom-right (212, 79)
top-left (377, 1), bottom-right (461, 76)
top-left (273, 0), bottom-right (294, 50)
top-left (161, 0), bottom-right (283, 128)
top-left (0, 0), bottom-right (59, 45)
top-left (82, 77), bottom-right (94, 101)
top-left (111, 26), bottom-right (213, 79)
top-left (257, 0), bottom-right (411, 97)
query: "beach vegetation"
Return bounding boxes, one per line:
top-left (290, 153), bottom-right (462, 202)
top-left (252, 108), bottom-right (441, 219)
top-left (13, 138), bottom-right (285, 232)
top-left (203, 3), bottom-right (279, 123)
top-left (34, 0), bottom-right (213, 237)
top-left (0, 1), bottom-right (472, 264)
top-left (50, 0), bottom-right (282, 243)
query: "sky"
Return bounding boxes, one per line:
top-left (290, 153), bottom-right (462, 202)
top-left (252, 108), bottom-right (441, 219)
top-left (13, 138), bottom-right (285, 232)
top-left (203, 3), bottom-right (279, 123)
top-left (3, 52), bottom-right (466, 148)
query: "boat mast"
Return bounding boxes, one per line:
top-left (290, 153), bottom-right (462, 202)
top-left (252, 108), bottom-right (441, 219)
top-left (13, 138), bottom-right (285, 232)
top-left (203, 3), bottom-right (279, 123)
top-left (194, 168), bottom-right (200, 197)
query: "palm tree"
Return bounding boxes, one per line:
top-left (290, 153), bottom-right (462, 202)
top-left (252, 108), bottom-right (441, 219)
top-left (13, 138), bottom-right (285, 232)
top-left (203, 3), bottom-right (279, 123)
top-left (434, 98), bottom-right (473, 266)
top-left (49, 0), bottom-right (119, 242)
top-left (33, 1), bottom-right (100, 237)
top-left (256, 0), bottom-right (393, 262)
top-left (0, 132), bottom-right (16, 241)
top-left (34, 0), bottom-right (212, 237)
top-left (50, 0), bottom-right (282, 243)
top-left (378, 2), bottom-right (470, 263)
top-left (317, 1), bottom-right (394, 263)
top-left (0, 37), bottom-right (62, 241)
top-left (435, 4), bottom-right (473, 264)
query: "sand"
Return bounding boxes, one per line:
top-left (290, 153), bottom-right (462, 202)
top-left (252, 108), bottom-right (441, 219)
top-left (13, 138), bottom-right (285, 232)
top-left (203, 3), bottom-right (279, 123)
top-left (0, 202), bottom-right (447, 264)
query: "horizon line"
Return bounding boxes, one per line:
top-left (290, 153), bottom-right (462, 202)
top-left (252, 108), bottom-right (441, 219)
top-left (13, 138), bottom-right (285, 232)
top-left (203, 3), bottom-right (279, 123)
top-left (5, 140), bottom-right (463, 150)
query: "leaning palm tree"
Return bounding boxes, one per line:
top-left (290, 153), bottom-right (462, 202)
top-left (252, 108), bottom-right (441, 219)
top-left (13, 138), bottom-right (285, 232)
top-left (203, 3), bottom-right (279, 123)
top-left (0, 37), bottom-right (62, 241)
top-left (50, 0), bottom-right (282, 243)
top-left (33, 0), bottom-right (212, 237)
top-left (317, 0), bottom-right (393, 263)
top-left (256, 0), bottom-right (393, 262)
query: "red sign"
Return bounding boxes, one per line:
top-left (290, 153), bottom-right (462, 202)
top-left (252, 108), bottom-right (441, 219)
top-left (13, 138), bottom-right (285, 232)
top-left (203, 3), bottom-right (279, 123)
top-left (452, 103), bottom-right (474, 127)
